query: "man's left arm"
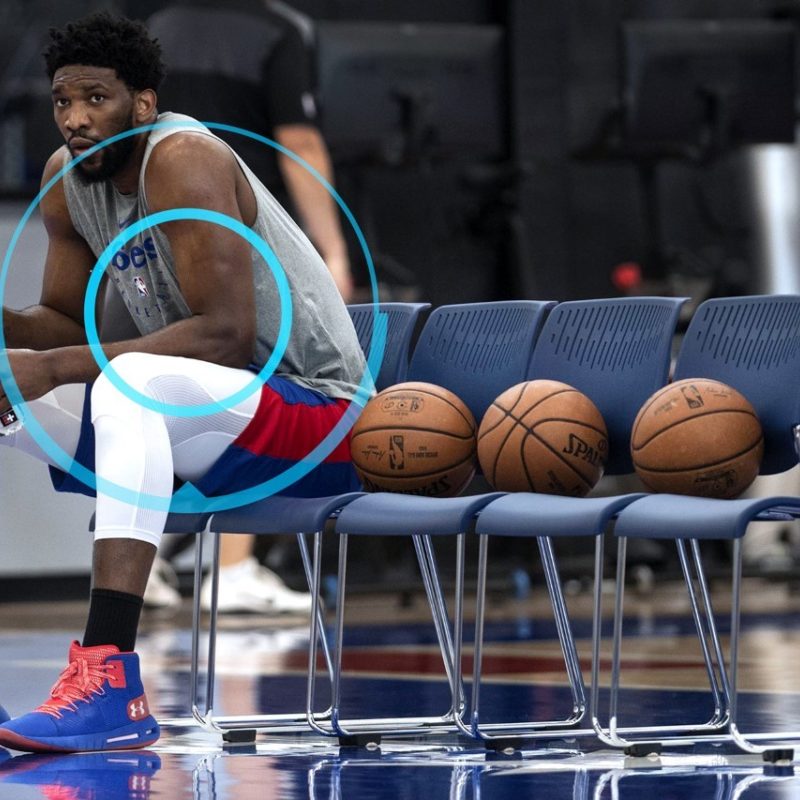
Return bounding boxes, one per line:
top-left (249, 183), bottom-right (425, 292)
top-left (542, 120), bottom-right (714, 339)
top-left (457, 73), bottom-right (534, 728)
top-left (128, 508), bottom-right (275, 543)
top-left (5, 134), bottom-right (257, 405)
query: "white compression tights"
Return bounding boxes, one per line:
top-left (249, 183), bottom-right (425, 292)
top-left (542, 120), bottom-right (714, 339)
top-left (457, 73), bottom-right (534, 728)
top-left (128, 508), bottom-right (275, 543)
top-left (1, 353), bottom-right (261, 547)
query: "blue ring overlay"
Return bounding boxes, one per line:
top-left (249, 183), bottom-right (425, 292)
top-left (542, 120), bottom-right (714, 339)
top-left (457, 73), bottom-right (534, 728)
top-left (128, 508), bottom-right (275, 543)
top-left (83, 208), bottom-right (292, 418)
top-left (0, 119), bottom-right (385, 512)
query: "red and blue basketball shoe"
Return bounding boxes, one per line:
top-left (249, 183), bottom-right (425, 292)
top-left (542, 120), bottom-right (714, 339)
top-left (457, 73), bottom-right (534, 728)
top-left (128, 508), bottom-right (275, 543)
top-left (0, 706), bottom-right (8, 724)
top-left (0, 642), bottom-right (159, 753)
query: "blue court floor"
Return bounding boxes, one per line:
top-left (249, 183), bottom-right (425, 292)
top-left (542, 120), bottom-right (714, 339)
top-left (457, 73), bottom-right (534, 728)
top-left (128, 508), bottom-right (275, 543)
top-left (1, 575), bottom-right (800, 800)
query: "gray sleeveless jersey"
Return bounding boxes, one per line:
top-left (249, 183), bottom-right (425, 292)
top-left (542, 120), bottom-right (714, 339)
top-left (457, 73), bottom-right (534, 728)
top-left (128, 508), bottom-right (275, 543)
top-left (62, 112), bottom-right (368, 401)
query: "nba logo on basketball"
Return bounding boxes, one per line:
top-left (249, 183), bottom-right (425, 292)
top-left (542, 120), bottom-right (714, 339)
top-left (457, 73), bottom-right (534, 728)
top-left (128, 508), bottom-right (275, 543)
top-left (133, 276), bottom-right (149, 297)
top-left (389, 435), bottom-right (405, 470)
top-left (680, 384), bottom-right (704, 409)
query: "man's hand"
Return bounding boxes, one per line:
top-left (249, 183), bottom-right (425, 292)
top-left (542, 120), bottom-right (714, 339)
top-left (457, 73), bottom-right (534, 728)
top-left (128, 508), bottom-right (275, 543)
top-left (0, 350), bottom-right (56, 408)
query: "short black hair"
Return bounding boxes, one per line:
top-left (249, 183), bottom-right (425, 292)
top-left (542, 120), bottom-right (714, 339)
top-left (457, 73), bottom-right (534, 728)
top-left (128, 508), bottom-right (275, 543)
top-left (43, 11), bottom-right (165, 92)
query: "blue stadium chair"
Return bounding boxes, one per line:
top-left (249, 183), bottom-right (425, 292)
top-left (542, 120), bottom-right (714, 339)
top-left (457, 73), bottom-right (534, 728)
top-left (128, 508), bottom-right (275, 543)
top-left (606, 295), bottom-right (800, 759)
top-left (347, 302), bottom-right (429, 390)
top-left (308, 300), bottom-right (554, 739)
top-left (181, 302), bottom-right (429, 739)
top-left (458, 297), bottom-right (686, 745)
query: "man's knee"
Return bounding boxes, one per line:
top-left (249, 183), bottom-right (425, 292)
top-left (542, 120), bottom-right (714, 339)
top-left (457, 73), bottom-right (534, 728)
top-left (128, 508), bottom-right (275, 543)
top-left (91, 353), bottom-right (159, 416)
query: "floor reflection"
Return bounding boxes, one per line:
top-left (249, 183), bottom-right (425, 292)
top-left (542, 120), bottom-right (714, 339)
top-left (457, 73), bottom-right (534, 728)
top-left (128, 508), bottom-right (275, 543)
top-left (0, 732), bottom-right (799, 799)
top-left (1, 582), bottom-right (800, 799)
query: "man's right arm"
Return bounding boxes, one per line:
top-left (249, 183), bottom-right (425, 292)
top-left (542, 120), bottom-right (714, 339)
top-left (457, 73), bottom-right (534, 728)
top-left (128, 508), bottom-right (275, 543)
top-left (3, 149), bottom-right (93, 350)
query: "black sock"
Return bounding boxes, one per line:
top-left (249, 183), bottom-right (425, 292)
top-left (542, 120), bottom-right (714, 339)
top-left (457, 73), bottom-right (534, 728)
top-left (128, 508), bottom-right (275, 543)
top-left (82, 588), bottom-right (144, 652)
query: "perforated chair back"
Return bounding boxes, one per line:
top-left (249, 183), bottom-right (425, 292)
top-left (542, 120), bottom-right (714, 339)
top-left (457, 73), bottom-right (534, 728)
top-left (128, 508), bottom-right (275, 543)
top-left (348, 302), bottom-right (430, 391)
top-left (527, 297), bottom-right (686, 475)
top-left (674, 295), bottom-right (800, 475)
top-left (408, 301), bottom-right (554, 422)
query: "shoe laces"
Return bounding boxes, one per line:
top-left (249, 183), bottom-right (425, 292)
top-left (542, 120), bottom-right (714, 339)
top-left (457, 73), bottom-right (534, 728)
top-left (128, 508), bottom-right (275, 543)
top-left (37, 658), bottom-right (113, 718)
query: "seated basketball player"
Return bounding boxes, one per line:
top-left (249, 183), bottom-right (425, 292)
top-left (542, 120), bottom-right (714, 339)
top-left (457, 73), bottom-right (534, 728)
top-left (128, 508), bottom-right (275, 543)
top-left (0, 12), bottom-right (366, 753)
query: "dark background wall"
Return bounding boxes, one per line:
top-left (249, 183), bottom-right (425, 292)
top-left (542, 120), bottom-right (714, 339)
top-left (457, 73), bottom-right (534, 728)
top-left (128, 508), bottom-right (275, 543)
top-left (278, 0), bottom-right (796, 306)
top-left (1, 0), bottom-right (795, 307)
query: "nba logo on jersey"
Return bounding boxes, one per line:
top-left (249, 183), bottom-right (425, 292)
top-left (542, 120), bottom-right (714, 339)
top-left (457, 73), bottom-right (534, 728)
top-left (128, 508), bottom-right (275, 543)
top-left (133, 276), bottom-right (149, 297)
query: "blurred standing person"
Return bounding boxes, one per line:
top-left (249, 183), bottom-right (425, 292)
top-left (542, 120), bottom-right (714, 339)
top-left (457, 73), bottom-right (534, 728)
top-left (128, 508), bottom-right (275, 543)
top-left (146, 0), bottom-right (352, 296)
top-left (143, 0), bottom-right (355, 613)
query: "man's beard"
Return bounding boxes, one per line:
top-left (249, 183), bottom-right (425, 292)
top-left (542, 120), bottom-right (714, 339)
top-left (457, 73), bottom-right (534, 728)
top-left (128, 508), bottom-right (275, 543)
top-left (72, 118), bottom-right (137, 183)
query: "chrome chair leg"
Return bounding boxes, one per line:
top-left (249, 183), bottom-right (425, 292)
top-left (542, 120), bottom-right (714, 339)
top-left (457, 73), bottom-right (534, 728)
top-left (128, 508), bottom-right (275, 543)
top-left (296, 531), bottom-right (335, 682)
top-left (677, 539), bottom-right (729, 726)
top-left (465, 534), bottom-right (589, 741)
top-left (453, 534), bottom-right (471, 738)
top-left (308, 529), bottom-right (464, 738)
top-left (470, 534), bottom-right (490, 736)
top-left (589, 534), bottom-right (606, 740)
top-left (596, 536), bottom-right (732, 750)
top-left (190, 526), bottom-right (336, 736)
top-left (191, 527), bottom-right (221, 731)
top-left (538, 536), bottom-right (586, 723)
top-left (727, 538), bottom-right (800, 756)
top-left (306, 531), bottom-right (330, 736)
top-left (414, 534), bottom-right (464, 718)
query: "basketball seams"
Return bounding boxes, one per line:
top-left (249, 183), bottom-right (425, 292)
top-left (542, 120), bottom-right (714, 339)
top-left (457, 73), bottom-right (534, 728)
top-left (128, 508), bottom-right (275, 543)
top-left (479, 406), bottom-right (511, 441)
top-left (478, 384), bottom-right (607, 494)
top-left (489, 414), bottom-right (510, 485)
top-left (478, 383), bottom-right (527, 438)
top-left (632, 409), bottom-right (761, 451)
top-left (481, 389), bottom-right (594, 489)
top-left (524, 428), bottom-right (594, 488)
top-left (634, 437), bottom-right (763, 474)
top-left (519, 428), bottom-right (537, 491)
top-left (481, 389), bottom-right (593, 441)
top-left (478, 387), bottom-right (580, 442)
top-left (484, 409), bottom-right (521, 487)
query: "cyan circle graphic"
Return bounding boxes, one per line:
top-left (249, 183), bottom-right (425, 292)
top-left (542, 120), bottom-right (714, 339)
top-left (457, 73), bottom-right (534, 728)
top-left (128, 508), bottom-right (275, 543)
top-left (0, 118), bottom-right (385, 512)
top-left (83, 208), bottom-right (292, 418)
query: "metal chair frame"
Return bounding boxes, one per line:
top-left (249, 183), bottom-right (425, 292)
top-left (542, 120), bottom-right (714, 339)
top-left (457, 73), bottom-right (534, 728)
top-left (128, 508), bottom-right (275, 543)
top-left (306, 529), bottom-right (468, 738)
top-left (593, 533), bottom-right (733, 752)
top-left (189, 525), bottom-right (339, 736)
top-left (453, 530), bottom-right (588, 742)
top-left (455, 297), bottom-right (687, 744)
top-left (305, 300), bottom-right (555, 739)
top-left (599, 295), bottom-right (800, 759)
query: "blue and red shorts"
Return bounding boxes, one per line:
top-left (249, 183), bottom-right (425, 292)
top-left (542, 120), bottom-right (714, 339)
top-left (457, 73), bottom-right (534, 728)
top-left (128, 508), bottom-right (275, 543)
top-left (50, 376), bottom-right (361, 499)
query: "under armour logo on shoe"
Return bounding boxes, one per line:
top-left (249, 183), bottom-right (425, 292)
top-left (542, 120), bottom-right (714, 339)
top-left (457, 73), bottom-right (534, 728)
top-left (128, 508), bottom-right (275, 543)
top-left (127, 695), bottom-right (149, 720)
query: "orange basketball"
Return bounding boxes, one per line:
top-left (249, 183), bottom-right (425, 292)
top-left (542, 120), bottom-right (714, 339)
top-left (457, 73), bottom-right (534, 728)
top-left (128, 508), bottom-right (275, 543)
top-left (630, 378), bottom-right (763, 498)
top-left (350, 382), bottom-right (477, 497)
top-left (478, 380), bottom-right (608, 496)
